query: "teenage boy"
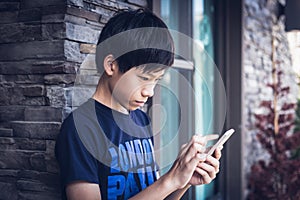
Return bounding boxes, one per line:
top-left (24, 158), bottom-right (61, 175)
top-left (55, 9), bottom-right (222, 200)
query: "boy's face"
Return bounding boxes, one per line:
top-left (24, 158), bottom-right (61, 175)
top-left (110, 66), bottom-right (165, 112)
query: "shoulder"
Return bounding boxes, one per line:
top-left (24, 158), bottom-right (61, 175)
top-left (56, 100), bottom-right (96, 146)
top-left (55, 103), bottom-right (101, 165)
top-left (55, 113), bottom-right (78, 155)
top-left (60, 99), bottom-right (98, 132)
top-left (60, 99), bottom-right (94, 129)
top-left (60, 112), bottom-right (75, 131)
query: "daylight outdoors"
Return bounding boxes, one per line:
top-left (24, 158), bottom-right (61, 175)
top-left (0, 0), bottom-right (299, 200)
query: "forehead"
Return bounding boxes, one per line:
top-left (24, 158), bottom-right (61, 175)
top-left (135, 65), bottom-right (166, 76)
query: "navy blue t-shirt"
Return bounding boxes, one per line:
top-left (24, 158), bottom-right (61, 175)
top-left (55, 99), bottom-right (158, 200)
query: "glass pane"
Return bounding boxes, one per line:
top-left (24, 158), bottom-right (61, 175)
top-left (157, 0), bottom-right (192, 174)
top-left (160, 0), bottom-right (179, 47)
top-left (156, 69), bottom-right (180, 174)
top-left (193, 0), bottom-right (216, 199)
top-left (153, 0), bottom-right (217, 199)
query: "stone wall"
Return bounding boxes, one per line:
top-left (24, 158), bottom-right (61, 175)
top-left (243, 0), bottom-right (299, 196)
top-left (0, 0), bottom-right (147, 199)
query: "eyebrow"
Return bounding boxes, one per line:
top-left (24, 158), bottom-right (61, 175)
top-left (136, 66), bottom-right (165, 78)
top-left (144, 73), bottom-right (165, 79)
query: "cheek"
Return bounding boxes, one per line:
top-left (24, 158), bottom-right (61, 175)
top-left (113, 79), bottom-right (139, 100)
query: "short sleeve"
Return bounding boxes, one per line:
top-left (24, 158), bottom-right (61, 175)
top-left (55, 114), bottom-right (99, 189)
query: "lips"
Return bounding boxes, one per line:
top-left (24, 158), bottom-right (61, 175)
top-left (134, 100), bottom-right (146, 106)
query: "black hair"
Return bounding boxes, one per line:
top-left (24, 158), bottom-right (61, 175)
top-left (96, 8), bottom-right (174, 73)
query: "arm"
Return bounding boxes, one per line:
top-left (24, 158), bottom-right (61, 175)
top-left (154, 172), bottom-right (191, 200)
top-left (164, 184), bottom-right (191, 200)
top-left (66, 181), bottom-right (101, 200)
top-left (164, 145), bottom-right (223, 200)
top-left (65, 136), bottom-right (222, 200)
top-left (129, 135), bottom-right (216, 200)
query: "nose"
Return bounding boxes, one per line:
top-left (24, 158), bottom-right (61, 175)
top-left (141, 84), bottom-right (155, 98)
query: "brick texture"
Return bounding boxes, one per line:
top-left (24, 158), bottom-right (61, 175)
top-left (0, 0), bottom-right (148, 199)
top-left (243, 0), bottom-right (299, 195)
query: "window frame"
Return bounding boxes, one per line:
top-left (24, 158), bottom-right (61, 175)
top-left (151, 0), bottom-right (244, 199)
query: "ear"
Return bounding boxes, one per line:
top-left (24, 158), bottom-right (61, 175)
top-left (103, 54), bottom-right (118, 76)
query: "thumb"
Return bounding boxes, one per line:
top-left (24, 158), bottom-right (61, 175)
top-left (192, 153), bottom-right (207, 164)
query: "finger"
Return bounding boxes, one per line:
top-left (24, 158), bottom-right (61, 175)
top-left (194, 167), bottom-right (212, 184)
top-left (182, 153), bottom-right (207, 174)
top-left (185, 143), bottom-right (206, 162)
top-left (203, 134), bottom-right (219, 142)
top-left (193, 153), bottom-right (207, 166)
top-left (198, 162), bottom-right (217, 179)
top-left (181, 135), bottom-right (207, 157)
top-left (205, 155), bottom-right (220, 172)
top-left (191, 134), bottom-right (219, 152)
top-left (178, 143), bottom-right (188, 155)
top-left (190, 135), bottom-right (208, 146)
top-left (180, 143), bottom-right (188, 150)
top-left (214, 147), bottom-right (222, 160)
top-left (190, 135), bottom-right (218, 155)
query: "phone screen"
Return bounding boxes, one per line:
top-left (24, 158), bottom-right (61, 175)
top-left (207, 128), bottom-right (235, 156)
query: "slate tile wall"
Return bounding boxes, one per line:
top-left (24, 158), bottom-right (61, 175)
top-left (0, 0), bottom-right (147, 199)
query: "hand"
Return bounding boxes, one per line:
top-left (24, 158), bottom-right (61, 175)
top-left (188, 146), bottom-right (222, 185)
top-left (214, 145), bottom-right (223, 160)
top-left (165, 135), bottom-right (218, 190)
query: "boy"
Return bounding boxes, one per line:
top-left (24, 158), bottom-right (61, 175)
top-left (55, 9), bottom-right (222, 200)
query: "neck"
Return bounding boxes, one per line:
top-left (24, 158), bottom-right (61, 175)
top-left (92, 76), bottom-right (129, 114)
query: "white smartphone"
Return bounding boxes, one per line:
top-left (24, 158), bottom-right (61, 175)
top-left (207, 128), bottom-right (235, 156)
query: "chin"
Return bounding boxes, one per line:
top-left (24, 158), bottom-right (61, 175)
top-left (129, 107), bottom-right (139, 111)
top-left (127, 105), bottom-right (140, 111)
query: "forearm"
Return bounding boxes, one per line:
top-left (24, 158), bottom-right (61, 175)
top-left (128, 173), bottom-right (176, 200)
top-left (164, 184), bottom-right (191, 200)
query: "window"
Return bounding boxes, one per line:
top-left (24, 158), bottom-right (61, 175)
top-left (151, 0), bottom-right (221, 199)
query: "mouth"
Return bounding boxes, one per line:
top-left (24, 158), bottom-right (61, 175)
top-left (134, 100), bottom-right (146, 106)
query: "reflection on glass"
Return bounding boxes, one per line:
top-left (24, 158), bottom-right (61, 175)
top-left (193, 0), bottom-right (216, 199)
top-left (157, 0), bottom-right (216, 199)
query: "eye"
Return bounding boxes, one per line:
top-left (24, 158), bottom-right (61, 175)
top-left (139, 76), bottom-right (149, 81)
top-left (155, 76), bottom-right (164, 82)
